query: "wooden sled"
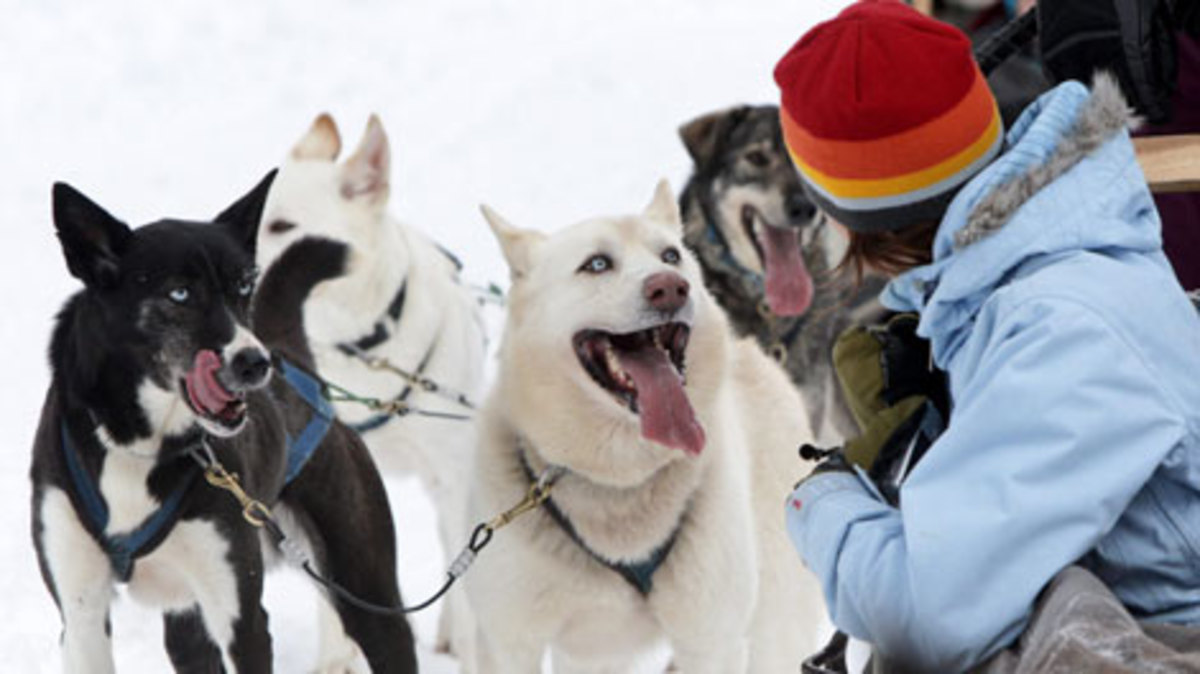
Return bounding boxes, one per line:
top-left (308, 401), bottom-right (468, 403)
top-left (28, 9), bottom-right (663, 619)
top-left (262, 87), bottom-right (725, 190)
top-left (1136, 135), bottom-right (1200, 194)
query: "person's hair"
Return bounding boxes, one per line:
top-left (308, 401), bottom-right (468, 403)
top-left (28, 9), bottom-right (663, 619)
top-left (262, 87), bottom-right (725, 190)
top-left (837, 220), bottom-right (939, 283)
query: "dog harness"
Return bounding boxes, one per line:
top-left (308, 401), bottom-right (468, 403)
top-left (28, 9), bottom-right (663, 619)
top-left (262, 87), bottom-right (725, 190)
top-left (59, 356), bottom-right (335, 582)
top-left (338, 282), bottom-right (408, 354)
top-left (518, 454), bottom-right (681, 596)
top-left (60, 424), bottom-right (202, 582)
top-left (277, 358), bottom-right (337, 483)
top-left (333, 277), bottom-right (452, 434)
top-left (335, 280), bottom-right (410, 435)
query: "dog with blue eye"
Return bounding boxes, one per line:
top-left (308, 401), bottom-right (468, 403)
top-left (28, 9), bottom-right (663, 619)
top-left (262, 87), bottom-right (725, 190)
top-left (29, 171), bottom-right (417, 673)
top-left (465, 181), bottom-right (825, 673)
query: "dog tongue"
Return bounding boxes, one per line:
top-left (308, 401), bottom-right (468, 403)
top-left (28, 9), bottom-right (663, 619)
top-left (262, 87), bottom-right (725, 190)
top-left (758, 224), bottom-right (813, 317)
top-left (186, 349), bottom-right (234, 416)
top-left (616, 346), bottom-right (706, 455)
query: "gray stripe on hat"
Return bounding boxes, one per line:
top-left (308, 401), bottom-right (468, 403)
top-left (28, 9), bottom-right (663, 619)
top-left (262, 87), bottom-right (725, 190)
top-left (805, 184), bottom-right (958, 233)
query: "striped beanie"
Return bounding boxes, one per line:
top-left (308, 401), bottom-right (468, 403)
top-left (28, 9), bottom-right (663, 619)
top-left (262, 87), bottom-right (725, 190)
top-left (774, 0), bottom-right (1003, 232)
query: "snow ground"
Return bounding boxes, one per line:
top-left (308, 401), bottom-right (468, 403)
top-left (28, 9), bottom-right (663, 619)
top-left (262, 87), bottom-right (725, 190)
top-left (0, 0), bottom-right (848, 670)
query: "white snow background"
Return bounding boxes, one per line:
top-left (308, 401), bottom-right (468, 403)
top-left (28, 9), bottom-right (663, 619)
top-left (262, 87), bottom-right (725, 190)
top-left (0, 0), bottom-right (850, 670)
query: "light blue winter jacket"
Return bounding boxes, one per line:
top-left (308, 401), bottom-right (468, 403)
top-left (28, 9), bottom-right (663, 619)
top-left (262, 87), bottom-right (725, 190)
top-left (786, 77), bottom-right (1200, 672)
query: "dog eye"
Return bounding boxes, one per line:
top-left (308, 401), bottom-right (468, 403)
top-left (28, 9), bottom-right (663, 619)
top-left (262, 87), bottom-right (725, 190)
top-left (579, 254), bottom-right (613, 275)
top-left (236, 278), bottom-right (255, 297)
top-left (268, 220), bottom-right (296, 235)
top-left (661, 247), bottom-right (681, 265)
top-left (168, 287), bottom-right (190, 304)
top-left (744, 150), bottom-right (771, 168)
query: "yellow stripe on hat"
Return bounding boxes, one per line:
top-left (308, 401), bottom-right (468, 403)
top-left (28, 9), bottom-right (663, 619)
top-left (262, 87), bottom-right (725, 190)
top-left (789, 105), bottom-right (1003, 202)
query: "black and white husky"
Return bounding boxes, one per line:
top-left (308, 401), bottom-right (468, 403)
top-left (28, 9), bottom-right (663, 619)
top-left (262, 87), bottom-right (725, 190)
top-left (30, 171), bottom-right (417, 673)
top-left (678, 105), bottom-right (888, 443)
top-left (256, 114), bottom-right (488, 659)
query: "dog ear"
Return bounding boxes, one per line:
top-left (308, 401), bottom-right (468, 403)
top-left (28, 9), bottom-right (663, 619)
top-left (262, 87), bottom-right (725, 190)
top-left (215, 169), bottom-right (278, 257)
top-left (642, 178), bottom-right (681, 230)
top-left (52, 182), bottom-right (132, 288)
top-left (678, 106), bottom-right (750, 166)
top-left (481, 205), bottom-right (544, 281)
top-left (340, 114), bottom-right (390, 203)
top-left (291, 113), bottom-right (342, 161)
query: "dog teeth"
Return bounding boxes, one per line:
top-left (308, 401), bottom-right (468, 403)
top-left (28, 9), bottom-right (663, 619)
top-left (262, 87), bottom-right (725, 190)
top-left (603, 342), bottom-right (623, 374)
top-left (601, 342), bottom-right (635, 389)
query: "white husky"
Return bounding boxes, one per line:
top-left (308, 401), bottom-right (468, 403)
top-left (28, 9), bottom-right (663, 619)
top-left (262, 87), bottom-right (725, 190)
top-left (255, 114), bottom-right (487, 665)
top-left (467, 181), bottom-right (825, 672)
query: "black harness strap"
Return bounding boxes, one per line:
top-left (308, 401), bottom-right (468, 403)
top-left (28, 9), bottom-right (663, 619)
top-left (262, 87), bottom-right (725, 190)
top-left (338, 283), bottom-right (408, 354)
top-left (518, 454), bottom-right (680, 596)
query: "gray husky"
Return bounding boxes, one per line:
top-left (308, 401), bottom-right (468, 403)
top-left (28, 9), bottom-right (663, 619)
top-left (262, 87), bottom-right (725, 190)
top-left (678, 105), bottom-right (888, 442)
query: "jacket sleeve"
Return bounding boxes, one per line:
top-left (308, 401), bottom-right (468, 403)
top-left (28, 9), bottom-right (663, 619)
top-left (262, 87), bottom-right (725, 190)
top-left (785, 297), bottom-right (1189, 671)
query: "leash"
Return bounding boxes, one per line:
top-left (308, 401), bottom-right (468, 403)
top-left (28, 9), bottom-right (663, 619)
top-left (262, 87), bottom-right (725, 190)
top-left (189, 439), bottom-right (565, 615)
top-left (324, 379), bottom-right (473, 422)
top-left (334, 342), bottom-right (477, 416)
top-left (470, 281), bottom-right (506, 307)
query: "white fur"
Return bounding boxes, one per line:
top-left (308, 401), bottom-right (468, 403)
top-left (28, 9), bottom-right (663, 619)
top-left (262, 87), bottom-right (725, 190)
top-left (257, 114), bottom-right (487, 662)
top-left (221, 323), bottom-right (270, 372)
top-left (468, 181), bottom-right (825, 671)
top-left (41, 488), bottom-right (117, 674)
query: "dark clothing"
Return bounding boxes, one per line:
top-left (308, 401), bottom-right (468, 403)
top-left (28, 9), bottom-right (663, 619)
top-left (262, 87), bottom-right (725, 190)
top-left (1138, 33), bottom-right (1200, 290)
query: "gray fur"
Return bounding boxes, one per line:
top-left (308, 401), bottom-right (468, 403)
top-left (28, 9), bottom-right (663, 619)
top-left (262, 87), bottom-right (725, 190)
top-left (956, 74), bottom-right (1137, 249)
top-left (678, 105), bottom-right (887, 442)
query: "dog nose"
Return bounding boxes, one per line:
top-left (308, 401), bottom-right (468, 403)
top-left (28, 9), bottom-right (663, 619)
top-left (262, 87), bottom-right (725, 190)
top-left (644, 272), bottom-right (690, 314)
top-left (786, 193), bottom-right (816, 223)
top-left (230, 348), bottom-right (271, 387)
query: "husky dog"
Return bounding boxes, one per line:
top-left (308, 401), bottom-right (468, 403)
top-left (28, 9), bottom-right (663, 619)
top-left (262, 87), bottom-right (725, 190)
top-left (30, 172), bottom-right (417, 672)
top-left (678, 105), bottom-right (888, 443)
top-left (255, 114), bottom-right (487, 658)
top-left (466, 181), bottom-right (825, 672)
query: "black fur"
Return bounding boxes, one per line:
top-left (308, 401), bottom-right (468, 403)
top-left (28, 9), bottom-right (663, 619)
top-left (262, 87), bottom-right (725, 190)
top-left (30, 172), bottom-right (416, 672)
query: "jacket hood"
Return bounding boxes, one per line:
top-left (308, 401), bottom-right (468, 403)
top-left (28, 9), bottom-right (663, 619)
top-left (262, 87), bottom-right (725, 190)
top-left (882, 74), bottom-right (1162, 366)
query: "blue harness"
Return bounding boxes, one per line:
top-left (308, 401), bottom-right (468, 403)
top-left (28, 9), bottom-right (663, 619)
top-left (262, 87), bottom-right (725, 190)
top-left (60, 357), bottom-right (335, 582)
top-left (277, 358), bottom-right (337, 483)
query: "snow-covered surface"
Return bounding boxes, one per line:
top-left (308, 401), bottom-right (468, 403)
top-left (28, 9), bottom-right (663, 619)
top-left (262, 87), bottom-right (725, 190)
top-left (0, 0), bottom-right (848, 670)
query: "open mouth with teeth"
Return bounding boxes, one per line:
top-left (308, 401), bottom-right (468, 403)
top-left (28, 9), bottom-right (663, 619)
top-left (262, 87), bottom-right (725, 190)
top-left (181, 349), bottom-right (248, 431)
top-left (573, 322), bottom-right (706, 455)
top-left (741, 205), bottom-right (813, 317)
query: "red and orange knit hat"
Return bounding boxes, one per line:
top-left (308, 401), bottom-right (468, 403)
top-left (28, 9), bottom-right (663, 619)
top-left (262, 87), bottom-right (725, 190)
top-left (774, 0), bottom-right (1003, 232)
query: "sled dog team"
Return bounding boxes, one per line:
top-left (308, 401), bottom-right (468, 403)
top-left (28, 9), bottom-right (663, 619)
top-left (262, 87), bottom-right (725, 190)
top-left (32, 96), bottom-right (845, 672)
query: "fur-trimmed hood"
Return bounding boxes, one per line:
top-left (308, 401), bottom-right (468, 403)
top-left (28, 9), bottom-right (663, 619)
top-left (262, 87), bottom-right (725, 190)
top-left (882, 75), bottom-right (1162, 366)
